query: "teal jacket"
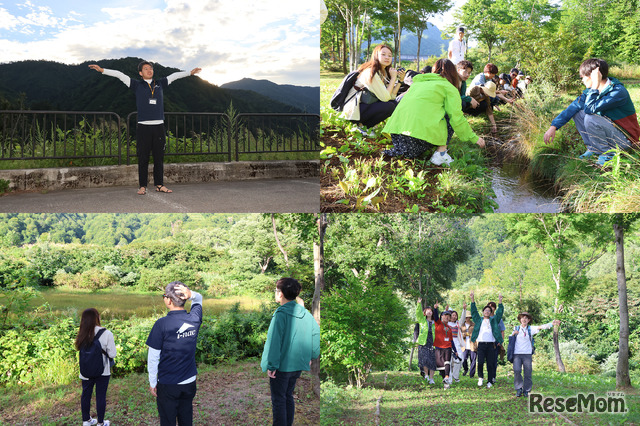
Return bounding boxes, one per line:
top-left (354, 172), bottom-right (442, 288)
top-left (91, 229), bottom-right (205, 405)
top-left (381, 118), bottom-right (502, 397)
top-left (261, 301), bottom-right (320, 373)
top-left (551, 77), bottom-right (640, 144)
top-left (470, 302), bottom-right (504, 344)
top-left (382, 73), bottom-right (479, 146)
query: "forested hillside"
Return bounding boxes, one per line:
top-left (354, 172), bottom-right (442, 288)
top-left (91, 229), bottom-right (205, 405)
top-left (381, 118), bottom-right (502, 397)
top-left (0, 58), bottom-right (313, 117)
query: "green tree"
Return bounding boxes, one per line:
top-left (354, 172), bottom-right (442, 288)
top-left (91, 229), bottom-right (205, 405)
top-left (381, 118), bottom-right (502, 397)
top-left (505, 214), bottom-right (610, 372)
top-left (456, 0), bottom-right (510, 62)
top-left (609, 213), bottom-right (639, 390)
top-left (322, 275), bottom-right (410, 387)
top-left (404, 0), bottom-right (451, 69)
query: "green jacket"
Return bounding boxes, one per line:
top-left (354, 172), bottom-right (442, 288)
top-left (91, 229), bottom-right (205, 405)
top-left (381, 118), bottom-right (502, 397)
top-left (470, 302), bottom-right (504, 344)
top-left (415, 301), bottom-right (433, 346)
top-left (382, 73), bottom-right (479, 146)
top-left (261, 301), bottom-right (320, 373)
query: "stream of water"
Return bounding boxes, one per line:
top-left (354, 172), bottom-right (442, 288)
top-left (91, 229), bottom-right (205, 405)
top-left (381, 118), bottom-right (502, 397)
top-left (490, 162), bottom-right (561, 213)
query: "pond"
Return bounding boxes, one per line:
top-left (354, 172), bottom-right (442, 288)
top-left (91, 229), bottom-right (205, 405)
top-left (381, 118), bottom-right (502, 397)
top-left (24, 289), bottom-right (270, 320)
top-left (490, 162), bottom-right (561, 213)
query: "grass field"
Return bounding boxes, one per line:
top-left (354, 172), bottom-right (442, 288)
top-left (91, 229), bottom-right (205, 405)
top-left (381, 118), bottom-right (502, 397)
top-left (1, 287), bottom-right (268, 320)
top-left (321, 367), bottom-right (640, 425)
top-left (0, 359), bottom-right (319, 425)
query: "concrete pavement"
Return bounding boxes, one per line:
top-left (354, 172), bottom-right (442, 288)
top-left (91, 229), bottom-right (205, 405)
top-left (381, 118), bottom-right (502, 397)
top-left (0, 178), bottom-right (319, 213)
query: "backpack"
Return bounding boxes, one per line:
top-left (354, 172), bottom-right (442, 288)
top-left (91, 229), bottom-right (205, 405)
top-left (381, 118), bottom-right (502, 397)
top-left (507, 325), bottom-right (535, 363)
top-left (330, 70), bottom-right (360, 111)
top-left (79, 328), bottom-right (107, 378)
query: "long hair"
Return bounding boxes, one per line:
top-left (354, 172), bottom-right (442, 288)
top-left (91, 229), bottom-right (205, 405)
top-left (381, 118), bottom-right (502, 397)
top-left (75, 308), bottom-right (101, 350)
top-left (358, 44), bottom-right (393, 83)
top-left (433, 58), bottom-right (461, 89)
top-left (423, 306), bottom-right (434, 321)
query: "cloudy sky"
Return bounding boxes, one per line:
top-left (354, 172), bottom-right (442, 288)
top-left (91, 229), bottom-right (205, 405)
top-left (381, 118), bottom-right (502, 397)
top-left (0, 0), bottom-right (320, 87)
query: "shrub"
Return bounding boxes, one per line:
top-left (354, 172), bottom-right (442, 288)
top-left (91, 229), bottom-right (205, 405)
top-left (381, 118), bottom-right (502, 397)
top-left (196, 302), bottom-right (273, 364)
top-left (0, 304), bottom-right (273, 387)
top-left (322, 276), bottom-right (411, 388)
top-left (601, 352), bottom-right (618, 377)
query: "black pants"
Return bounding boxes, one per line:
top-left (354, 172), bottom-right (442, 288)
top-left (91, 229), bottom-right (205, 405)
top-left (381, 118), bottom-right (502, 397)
top-left (81, 375), bottom-right (110, 423)
top-left (477, 342), bottom-right (498, 383)
top-left (137, 123), bottom-right (166, 188)
top-left (270, 370), bottom-right (301, 426)
top-left (358, 101), bottom-right (397, 128)
top-left (156, 381), bottom-right (197, 426)
top-left (462, 349), bottom-right (478, 377)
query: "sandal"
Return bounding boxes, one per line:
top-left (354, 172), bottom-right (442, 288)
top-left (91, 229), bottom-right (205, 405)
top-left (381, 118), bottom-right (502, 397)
top-left (156, 185), bottom-right (173, 193)
top-left (137, 187), bottom-right (146, 195)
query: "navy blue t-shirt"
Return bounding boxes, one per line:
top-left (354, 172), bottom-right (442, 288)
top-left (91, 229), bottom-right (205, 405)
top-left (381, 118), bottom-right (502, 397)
top-left (146, 303), bottom-right (202, 385)
top-left (130, 77), bottom-right (169, 122)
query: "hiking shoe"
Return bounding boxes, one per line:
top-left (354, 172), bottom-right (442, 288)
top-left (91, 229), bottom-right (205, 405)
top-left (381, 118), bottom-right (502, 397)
top-left (82, 418), bottom-right (97, 426)
top-left (444, 381), bottom-right (450, 390)
top-left (597, 153), bottom-right (615, 165)
top-left (523, 391), bottom-right (529, 397)
top-left (579, 150), bottom-right (595, 159)
top-left (430, 150), bottom-right (454, 166)
top-left (516, 388), bottom-right (523, 397)
top-left (477, 378), bottom-right (483, 387)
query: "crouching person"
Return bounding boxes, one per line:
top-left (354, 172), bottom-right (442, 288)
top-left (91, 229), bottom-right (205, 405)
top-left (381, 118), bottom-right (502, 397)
top-left (544, 58), bottom-right (640, 165)
top-left (261, 278), bottom-right (321, 426)
top-left (147, 282), bottom-right (203, 426)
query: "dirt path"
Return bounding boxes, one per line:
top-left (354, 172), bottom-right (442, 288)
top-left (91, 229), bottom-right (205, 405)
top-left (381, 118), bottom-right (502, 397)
top-left (0, 360), bottom-right (319, 425)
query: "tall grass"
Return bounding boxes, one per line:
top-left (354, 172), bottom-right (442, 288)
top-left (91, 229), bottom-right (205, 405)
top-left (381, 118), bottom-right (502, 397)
top-left (507, 79), bottom-right (640, 212)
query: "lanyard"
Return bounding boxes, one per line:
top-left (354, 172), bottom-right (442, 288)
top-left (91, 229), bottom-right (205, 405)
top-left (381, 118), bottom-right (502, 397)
top-left (147, 81), bottom-right (156, 99)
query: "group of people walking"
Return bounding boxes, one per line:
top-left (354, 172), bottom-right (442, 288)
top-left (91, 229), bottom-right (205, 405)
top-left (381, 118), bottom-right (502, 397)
top-left (334, 26), bottom-right (639, 167)
top-left (75, 278), bottom-right (320, 426)
top-left (414, 291), bottom-right (559, 397)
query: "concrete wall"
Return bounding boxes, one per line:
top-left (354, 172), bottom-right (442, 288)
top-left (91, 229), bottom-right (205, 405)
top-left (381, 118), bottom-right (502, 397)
top-left (0, 160), bottom-right (319, 191)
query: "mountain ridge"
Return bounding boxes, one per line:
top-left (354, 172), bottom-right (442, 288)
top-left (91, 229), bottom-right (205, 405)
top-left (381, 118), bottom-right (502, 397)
top-left (0, 58), bottom-right (319, 116)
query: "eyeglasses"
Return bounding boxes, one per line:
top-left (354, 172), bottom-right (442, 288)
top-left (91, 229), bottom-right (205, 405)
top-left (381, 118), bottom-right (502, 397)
top-left (162, 294), bottom-right (169, 298)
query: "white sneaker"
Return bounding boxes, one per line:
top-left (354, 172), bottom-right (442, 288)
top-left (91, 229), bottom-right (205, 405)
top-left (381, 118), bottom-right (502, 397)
top-left (428, 378), bottom-right (435, 385)
top-left (97, 421), bottom-right (110, 426)
top-left (82, 419), bottom-right (97, 426)
top-left (477, 378), bottom-right (483, 387)
top-left (487, 382), bottom-right (492, 389)
top-left (430, 150), bottom-right (454, 166)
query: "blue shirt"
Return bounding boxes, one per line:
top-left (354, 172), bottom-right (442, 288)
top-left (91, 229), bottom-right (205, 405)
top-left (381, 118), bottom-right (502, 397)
top-left (146, 297), bottom-right (202, 385)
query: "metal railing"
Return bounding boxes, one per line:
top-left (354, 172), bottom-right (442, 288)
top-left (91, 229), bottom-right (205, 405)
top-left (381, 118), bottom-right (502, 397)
top-left (0, 111), bottom-right (122, 164)
top-left (0, 110), bottom-right (320, 166)
top-left (126, 112), bottom-right (232, 164)
top-left (235, 113), bottom-right (320, 161)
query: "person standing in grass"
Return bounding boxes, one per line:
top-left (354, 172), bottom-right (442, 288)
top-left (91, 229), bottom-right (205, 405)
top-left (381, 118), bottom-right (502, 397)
top-left (447, 306), bottom-right (466, 383)
top-left (76, 308), bottom-right (117, 426)
top-left (460, 311), bottom-right (477, 378)
top-left (261, 278), bottom-right (320, 426)
top-left (146, 282), bottom-right (202, 426)
top-left (543, 58), bottom-right (640, 165)
top-left (433, 304), bottom-right (454, 389)
top-left (89, 61), bottom-right (202, 195)
top-left (511, 313), bottom-right (561, 397)
top-left (382, 58), bottom-right (485, 165)
top-left (415, 298), bottom-right (438, 384)
top-left (469, 290), bottom-right (503, 389)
